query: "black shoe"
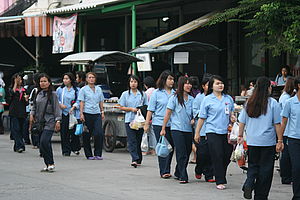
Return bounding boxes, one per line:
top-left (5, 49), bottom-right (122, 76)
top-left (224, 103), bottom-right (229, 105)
top-left (243, 186), bottom-right (252, 199)
top-left (63, 153), bottom-right (70, 156)
top-left (17, 149), bottom-right (23, 153)
top-left (73, 151), bottom-right (80, 155)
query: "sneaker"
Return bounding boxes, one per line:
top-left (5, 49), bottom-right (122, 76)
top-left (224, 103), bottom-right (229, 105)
top-left (87, 156), bottom-right (95, 160)
top-left (48, 165), bottom-right (55, 172)
top-left (94, 156), bottom-right (103, 160)
top-left (73, 151), bottom-right (80, 155)
top-left (17, 149), bottom-right (23, 153)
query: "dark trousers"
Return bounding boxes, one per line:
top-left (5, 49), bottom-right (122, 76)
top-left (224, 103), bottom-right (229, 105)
top-left (60, 114), bottom-right (81, 155)
top-left (83, 113), bottom-right (103, 158)
top-left (125, 123), bottom-right (143, 163)
top-left (243, 146), bottom-right (276, 200)
top-left (153, 125), bottom-right (174, 176)
top-left (195, 136), bottom-right (214, 180)
top-left (0, 112), bottom-right (4, 134)
top-left (31, 133), bottom-right (40, 147)
top-left (40, 129), bottom-right (54, 166)
top-left (206, 133), bottom-right (233, 185)
top-left (22, 114), bottom-right (31, 144)
top-left (171, 130), bottom-right (192, 181)
top-left (288, 137), bottom-right (300, 200)
top-left (10, 116), bottom-right (25, 151)
top-left (280, 136), bottom-right (292, 184)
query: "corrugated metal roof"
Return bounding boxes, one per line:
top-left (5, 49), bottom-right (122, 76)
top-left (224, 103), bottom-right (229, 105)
top-left (43, 0), bottom-right (122, 15)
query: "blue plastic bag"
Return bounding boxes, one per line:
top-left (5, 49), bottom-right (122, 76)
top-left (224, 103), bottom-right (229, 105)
top-left (156, 136), bottom-right (172, 158)
top-left (75, 124), bottom-right (83, 136)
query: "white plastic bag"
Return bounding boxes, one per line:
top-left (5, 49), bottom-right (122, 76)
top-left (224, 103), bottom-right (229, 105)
top-left (141, 133), bottom-right (149, 152)
top-left (234, 143), bottom-right (244, 160)
top-left (228, 122), bottom-right (239, 144)
top-left (129, 110), bottom-right (145, 130)
top-left (69, 114), bottom-right (78, 129)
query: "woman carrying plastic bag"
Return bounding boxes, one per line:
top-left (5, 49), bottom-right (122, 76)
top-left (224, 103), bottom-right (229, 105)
top-left (118, 75), bottom-right (148, 168)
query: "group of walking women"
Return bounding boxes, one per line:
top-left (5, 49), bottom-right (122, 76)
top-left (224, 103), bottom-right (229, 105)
top-left (6, 68), bottom-right (299, 199)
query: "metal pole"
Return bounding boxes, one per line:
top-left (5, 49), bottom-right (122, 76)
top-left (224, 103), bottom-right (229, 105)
top-left (36, 37), bottom-right (40, 72)
top-left (11, 36), bottom-right (36, 62)
top-left (131, 5), bottom-right (137, 75)
top-left (78, 17), bottom-right (83, 71)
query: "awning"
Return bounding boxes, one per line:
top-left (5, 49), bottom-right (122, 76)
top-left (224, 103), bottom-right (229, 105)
top-left (130, 41), bottom-right (220, 54)
top-left (43, 0), bottom-right (122, 15)
top-left (140, 12), bottom-right (216, 48)
top-left (60, 51), bottom-right (142, 65)
top-left (24, 16), bottom-right (53, 37)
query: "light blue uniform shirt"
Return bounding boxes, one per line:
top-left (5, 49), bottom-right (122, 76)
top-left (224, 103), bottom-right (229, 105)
top-left (118, 90), bottom-right (148, 123)
top-left (56, 86), bottom-right (80, 119)
top-left (275, 75), bottom-right (290, 86)
top-left (199, 93), bottom-right (234, 135)
top-left (238, 98), bottom-right (281, 146)
top-left (78, 85), bottom-right (104, 114)
top-left (279, 92), bottom-right (291, 136)
top-left (167, 94), bottom-right (194, 132)
top-left (147, 89), bottom-right (175, 127)
top-left (193, 93), bottom-right (206, 136)
top-left (281, 95), bottom-right (300, 139)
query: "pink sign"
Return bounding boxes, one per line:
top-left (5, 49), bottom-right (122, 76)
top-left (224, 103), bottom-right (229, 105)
top-left (52, 14), bottom-right (77, 54)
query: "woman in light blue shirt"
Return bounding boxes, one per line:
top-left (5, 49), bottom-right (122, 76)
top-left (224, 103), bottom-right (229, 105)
top-left (275, 65), bottom-right (291, 86)
top-left (238, 77), bottom-right (283, 199)
top-left (161, 76), bottom-right (194, 184)
top-left (195, 75), bottom-right (234, 190)
top-left (281, 76), bottom-right (300, 200)
top-left (144, 70), bottom-right (175, 178)
top-left (278, 77), bottom-right (295, 185)
top-left (56, 73), bottom-right (81, 156)
top-left (78, 72), bottom-right (105, 160)
top-left (193, 74), bottom-right (214, 182)
top-left (118, 75), bottom-right (148, 168)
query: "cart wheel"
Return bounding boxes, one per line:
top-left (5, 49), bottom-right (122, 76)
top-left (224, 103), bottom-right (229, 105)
top-left (103, 120), bottom-right (116, 152)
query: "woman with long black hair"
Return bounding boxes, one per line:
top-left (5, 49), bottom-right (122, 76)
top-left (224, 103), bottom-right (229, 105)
top-left (238, 77), bottom-right (283, 199)
top-left (30, 73), bottom-right (61, 172)
top-left (56, 72), bottom-right (81, 156)
top-left (195, 75), bottom-right (234, 190)
top-left (144, 70), bottom-right (175, 178)
top-left (118, 75), bottom-right (148, 167)
top-left (160, 76), bottom-right (194, 183)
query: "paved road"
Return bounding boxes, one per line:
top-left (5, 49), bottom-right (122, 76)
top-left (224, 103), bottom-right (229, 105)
top-left (0, 133), bottom-right (293, 200)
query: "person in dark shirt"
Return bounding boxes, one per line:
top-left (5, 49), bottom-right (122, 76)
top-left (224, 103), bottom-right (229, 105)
top-left (8, 73), bottom-right (28, 153)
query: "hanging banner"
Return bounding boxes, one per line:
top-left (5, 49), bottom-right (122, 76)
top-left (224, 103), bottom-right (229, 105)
top-left (52, 14), bottom-right (77, 54)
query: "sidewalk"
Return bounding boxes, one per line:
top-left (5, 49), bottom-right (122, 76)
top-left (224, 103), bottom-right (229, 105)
top-left (0, 133), bottom-right (293, 200)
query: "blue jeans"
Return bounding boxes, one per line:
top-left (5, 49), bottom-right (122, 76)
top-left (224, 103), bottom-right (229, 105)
top-left (22, 114), bottom-right (31, 144)
top-left (171, 130), bottom-right (192, 181)
top-left (83, 113), bottom-right (103, 158)
top-left (153, 125), bottom-right (174, 176)
top-left (288, 137), bottom-right (300, 200)
top-left (125, 123), bottom-right (143, 163)
top-left (243, 146), bottom-right (275, 200)
top-left (10, 117), bottom-right (25, 151)
top-left (40, 129), bottom-right (54, 166)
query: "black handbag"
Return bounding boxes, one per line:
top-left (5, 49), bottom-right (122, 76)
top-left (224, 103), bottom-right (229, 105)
top-left (31, 97), bottom-right (49, 136)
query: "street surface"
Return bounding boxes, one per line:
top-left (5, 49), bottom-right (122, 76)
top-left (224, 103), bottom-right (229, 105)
top-left (0, 133), bottom-right (293, 200)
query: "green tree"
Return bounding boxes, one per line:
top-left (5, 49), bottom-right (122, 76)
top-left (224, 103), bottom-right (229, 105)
top-left (209, 0), bottom-right (300, 56)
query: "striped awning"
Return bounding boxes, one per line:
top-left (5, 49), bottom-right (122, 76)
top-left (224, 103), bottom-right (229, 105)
top-left (24, 16), bottom-right (53, 37)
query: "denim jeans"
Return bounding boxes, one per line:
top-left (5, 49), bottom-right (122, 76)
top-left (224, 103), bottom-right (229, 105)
top-left (206, 133), bottom-right (233, 185)
top-left (60, 114), bottom-right (81, 155)
top-left (83, 113), bottom-right (103, 158)
top-left (40, 129), bottom-right (54, 166)
top-left (288, 137), bottom-right (300, 200)
top-left (10, 116), bottom-right (25, 151)
top-left (243, 146), bottom-right (276, 200)
top-left (22, 114), bottom-right (31, 144)
top-left (153, 125), bottom-right (174, 176)
top-left (125, 123), bottom-right (143, 163)
top-left (171, 130), bottom-right (192, 181)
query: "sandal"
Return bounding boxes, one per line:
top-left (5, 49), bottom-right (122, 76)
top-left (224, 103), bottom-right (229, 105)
top-left (216, 184), bottom-right (226, 190)
top-left (161, 174), bottom-right (172, 179)
top-left (179, 180), bottom-right (189, 184)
